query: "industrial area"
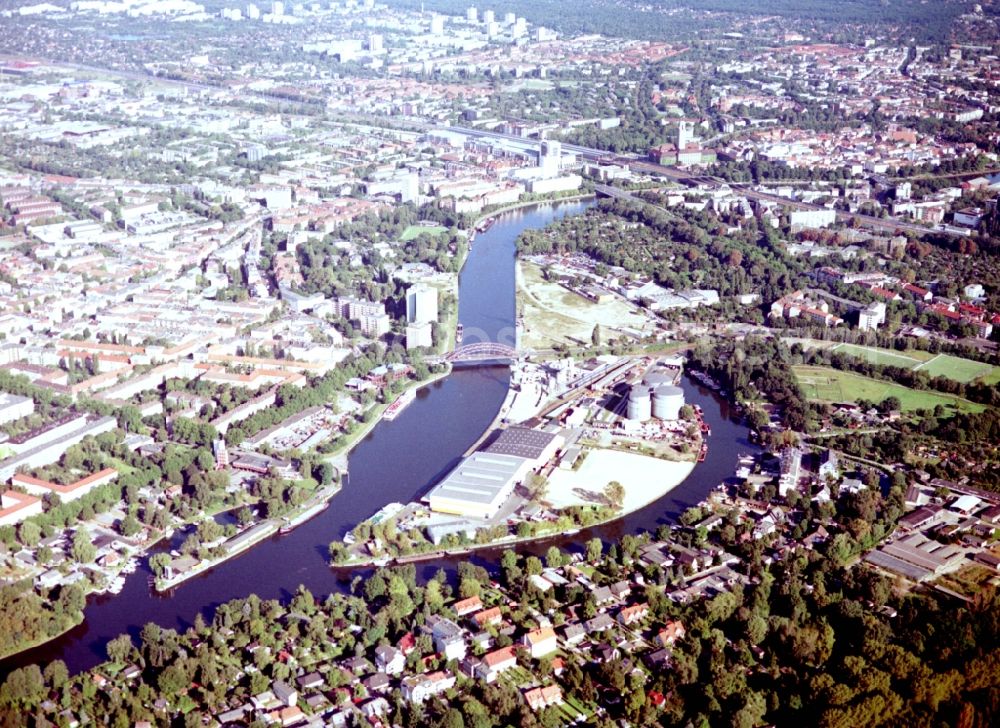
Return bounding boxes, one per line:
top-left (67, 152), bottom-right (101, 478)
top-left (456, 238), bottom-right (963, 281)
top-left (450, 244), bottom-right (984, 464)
top-left (335, 354), bottom-right (705, 561)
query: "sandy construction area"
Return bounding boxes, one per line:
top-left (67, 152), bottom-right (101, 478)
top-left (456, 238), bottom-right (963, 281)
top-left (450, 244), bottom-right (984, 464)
top-left (517, 261), bottom-right (656, 349)
top-left (546, 448), bottom-right (694, 514)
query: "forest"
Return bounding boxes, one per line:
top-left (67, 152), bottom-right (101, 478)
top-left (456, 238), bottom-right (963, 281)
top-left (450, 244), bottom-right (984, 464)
top-left (687, 336), bottom-right (811, 432)
top-left (516, 197), bottom-right (804, 306)
top-left (386, 0), bottom-right (964, 43)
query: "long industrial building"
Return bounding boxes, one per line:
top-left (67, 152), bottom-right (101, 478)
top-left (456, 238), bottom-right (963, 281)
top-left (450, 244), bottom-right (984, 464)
top-left (426, 451), bottom-right (533, 519)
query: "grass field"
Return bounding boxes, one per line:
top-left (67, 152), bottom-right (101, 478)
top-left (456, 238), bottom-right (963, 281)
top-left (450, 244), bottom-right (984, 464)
top-left (913, 354), bottom-right (996, 383)
top-left (830, 343), bottom-right (928, 368)
top-left (400, 224), bottom-right (447, 241)
top-left (816, 342), bottom-right (1000, 384)
top-left (793, 366), bottom-right (985, 414)
top-left (504, 79), bottom-right (555, 92)
top-left (981, 367), bottom-right (1000, 386)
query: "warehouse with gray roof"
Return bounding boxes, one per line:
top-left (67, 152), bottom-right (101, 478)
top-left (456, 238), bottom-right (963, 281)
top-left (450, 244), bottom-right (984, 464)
top-left (426, 451), bottom-right (534, 519)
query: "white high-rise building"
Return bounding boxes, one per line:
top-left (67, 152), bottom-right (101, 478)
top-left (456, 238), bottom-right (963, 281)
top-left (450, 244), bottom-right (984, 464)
top-left (247, 2), bottom-right (260, 18)
top-left (406, 322), bottom-right (433, 350)
top-left (406, 284), bottom-right (438, 324)
top-left (271, 1), bottom-right (284, 15)
top-left (678, 120), bottom-right (695, 150)
top-left (368, 33), bottom-right (383, 52)
top-left (539, 140), bottom-right (561, 177)
top-left (466, 6), bottom-right (478, 23)
top-left (504, 11), bottom-right (515, 24)
top-left (858, 302), bottom-right (887, 332)
top-left (483, 9), bottom-right (494, 24)
top-left (430, 14), bottom-right (444, 34)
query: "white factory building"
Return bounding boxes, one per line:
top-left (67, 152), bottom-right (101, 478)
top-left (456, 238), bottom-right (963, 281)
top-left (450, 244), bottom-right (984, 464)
top-left (426, 426), bottom-right (563, 519)
top-left (427, 452), bottom-right (532, 519)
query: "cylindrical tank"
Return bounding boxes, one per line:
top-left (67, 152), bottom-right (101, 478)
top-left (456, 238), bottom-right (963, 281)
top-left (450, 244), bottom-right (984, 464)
top-left (642, 370), bottom-right (673, 387)
top-left (626, 385), bottom-right (651, 421)
top-left (652, 384), bottom-right (684, 420)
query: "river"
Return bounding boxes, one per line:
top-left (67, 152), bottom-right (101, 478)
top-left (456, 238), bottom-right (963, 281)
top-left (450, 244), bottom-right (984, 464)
top-left (1, 198), bottom-right (757, 676)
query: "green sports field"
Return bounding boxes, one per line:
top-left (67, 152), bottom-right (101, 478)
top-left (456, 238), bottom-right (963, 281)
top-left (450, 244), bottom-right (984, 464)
top-left (913, 354), bottom-right (996, 383)
top-left (793, 366), bottom-right (984, 414)
top-left (400, 224), bottom-right (447, 241)
top-left (818, 342), bottom-right (999, 384)
top-left (980, 367), bottom-right (1000, 386)
top-left (830, 343), bottom-right (928, 368)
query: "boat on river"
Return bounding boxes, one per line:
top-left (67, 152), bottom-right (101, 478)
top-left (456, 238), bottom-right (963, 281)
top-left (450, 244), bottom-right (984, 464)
top-left (383, 389), bottom-right (416, 421)
top-left (279, 501), bottom-right (330, 534)
top-left (107, 576), bottom-right (126, 595)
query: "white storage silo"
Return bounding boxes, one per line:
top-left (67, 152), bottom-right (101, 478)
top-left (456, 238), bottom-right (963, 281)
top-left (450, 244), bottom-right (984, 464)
top-left (652, 384), bottom-right (684, 420)
top-left (627, 385), bottom-right (651, 421)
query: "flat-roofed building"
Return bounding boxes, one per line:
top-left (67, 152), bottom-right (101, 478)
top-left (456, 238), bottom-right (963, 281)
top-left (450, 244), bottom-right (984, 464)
top-left (12, 467), bottom-right (118, 503)
top-left (427, 452), bottom-right (531, 519)
top-left (865, 532), bottom-right (967, 582)
top-left (0, 489), bottom-right (42, 526)
top-left (481, 426), bottom-right (563, 462)
top-left (0, 393), bottom-right (33, 425)
top-left (0, 416), bottom-right (117, 482)
top-left (5, 413), bottom-right (88, 454)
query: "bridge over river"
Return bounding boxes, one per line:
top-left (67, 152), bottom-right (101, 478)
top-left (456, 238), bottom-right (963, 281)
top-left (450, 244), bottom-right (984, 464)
top-left (427, 342), bottom-right (522, 367)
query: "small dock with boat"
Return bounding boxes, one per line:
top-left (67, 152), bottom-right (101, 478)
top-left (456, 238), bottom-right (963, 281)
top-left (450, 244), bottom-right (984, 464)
top-left (383, 389), bottom-right (416, 421)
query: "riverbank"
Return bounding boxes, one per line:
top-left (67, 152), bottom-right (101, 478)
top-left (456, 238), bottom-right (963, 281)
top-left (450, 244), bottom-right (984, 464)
top-left (323, 366), bottom-right (453, 469)
top-left (331, 503), bottom-right (615, 570)
top-left (329, 444), bottom-right (698, 571)
top-left (154, 522), bottom-right (280, 591)
top-left (470, 192), bottom-right (596, 231)
top-left (328, 449), bottom-right (697, 569)
top-left (154, 479), bottom-right (344, 591)
top-left (0, 614), bottom-right (83, 662)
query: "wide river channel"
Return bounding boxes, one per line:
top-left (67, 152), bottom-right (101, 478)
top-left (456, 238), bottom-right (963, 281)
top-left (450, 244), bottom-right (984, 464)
top-left (2, 199), bottom-right (758, 675)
